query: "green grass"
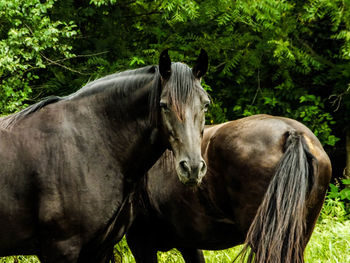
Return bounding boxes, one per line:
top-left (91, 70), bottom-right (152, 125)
top-left (146, 218), bottom-right (350, 263)
top-left (1, 201), bottom-right (349, 263)
top-left (147, 219), bottom-right (350, 263)
top-left (0, 256), bottom-right (39, 263)
top-left (305, 219), bottom-right (350, 263)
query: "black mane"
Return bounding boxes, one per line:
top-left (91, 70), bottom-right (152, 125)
top-left (165, 63), bottom-right (207, 120)
top-left (0, 63), bottom-right (207, 129)
top-left (70, 66), bottom-right (158, 99)
top-left (0, 66), bottom-right (157, 129)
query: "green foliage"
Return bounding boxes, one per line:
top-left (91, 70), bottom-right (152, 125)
top-left (0, 0), bottom-right (77, 114)
top-left (297, 95), bottom-right (339, 146)
top-left (319, 181), bottom-right (350, 224)
top-left (209, 0), bottom-right (350, 146)
top-left (206, 100), bottom-right (228, 124)
top-left (114, 238), bottom-right (135, 263)
top-left (328, 179), bottom-right (350, 202)
top-left (320, 196), bottom-right (349, 222)
top-left (305, 219), bottom-right (350, 263)
top-left (0, 256), bottom-right (38, 263)
top-left (2, 0), bottom-right (350, 148)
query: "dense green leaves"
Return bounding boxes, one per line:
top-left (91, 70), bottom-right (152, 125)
top-left (1, 0), bottom-right (350, 147)
top-left (329, 179), bottom-right (350, 201)
top-left (0, 0), bottom-right (77, 113)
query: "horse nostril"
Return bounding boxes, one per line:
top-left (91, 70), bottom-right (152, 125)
top-left (200, 161), bottom-right (207, 174)
top-left (179, 160), bottom-right (191, 174)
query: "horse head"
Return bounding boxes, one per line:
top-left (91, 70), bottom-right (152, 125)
top-left (158, 49), bottom-right (210, 186)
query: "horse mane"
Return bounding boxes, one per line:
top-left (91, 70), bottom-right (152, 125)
top-left (75, 62), bottom-right (206, 122)
top-left (0, 62), bottom-right (207, 129)
top-left (164, 62), bottom-right (207, 120)
top-left (0, 66), bottom-right (158, 129)
top-left (74, 66), bottom-right (158, 97)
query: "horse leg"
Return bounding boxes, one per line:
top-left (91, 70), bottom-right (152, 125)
top-left (126, 231), bottom-right (158, 263)
top-left (127, 241), bottom-right (157, 263)
top-left (38, 236), bottom-right (81, 263)
top-left (177, 247), bottom-right (205, 263)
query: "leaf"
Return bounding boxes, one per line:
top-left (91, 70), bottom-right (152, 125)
top-left (341, 179), bottom-right (350, 185)
top-left (339, 188), bottom-right (350, 201)
top-left (329, 183), bottom-right (340, 194)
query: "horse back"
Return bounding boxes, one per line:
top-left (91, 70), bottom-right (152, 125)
top-left (204, 114), bottom-right (331, 235)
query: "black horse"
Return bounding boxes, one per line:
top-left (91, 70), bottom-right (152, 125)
top-left (0, 50), bottom-right (210, 263)
top-left (126, 115), bottom-right (332, 263)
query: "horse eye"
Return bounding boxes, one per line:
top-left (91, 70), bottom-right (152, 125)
top-left (203, 102), bottom-right (210, 112)
top-left (160, 102), bottom-right (168, 109)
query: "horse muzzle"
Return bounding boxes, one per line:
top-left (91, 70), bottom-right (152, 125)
top-left (176, 158), bottom-right (207, 186)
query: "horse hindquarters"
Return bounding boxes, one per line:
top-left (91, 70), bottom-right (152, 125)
top-left (241, 131), bottom-right (330, 263)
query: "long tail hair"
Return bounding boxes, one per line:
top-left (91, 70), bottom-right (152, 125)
top-left (238, 131), bottom-right (317, 263)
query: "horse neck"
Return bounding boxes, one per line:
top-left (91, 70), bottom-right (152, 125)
top-left (86, 82), bottom-right (166, 179)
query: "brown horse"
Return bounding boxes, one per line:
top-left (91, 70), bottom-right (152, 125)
top-left (126, 114), bottom-right (332, 263)
top-left (0, 50), bottom-right (209, 263)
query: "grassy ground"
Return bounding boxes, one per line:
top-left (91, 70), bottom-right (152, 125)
top-left (151, 219), bottom-right (350, 263)
top-left (1, 199), bottom-right (349, 263)
top-left (113, 196), bottom-right (350, 262)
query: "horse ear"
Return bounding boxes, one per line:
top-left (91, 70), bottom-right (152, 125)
top-left (192, 49), bottom-right (208, 79)
top-left (159, 49), bottom-right (172, 79)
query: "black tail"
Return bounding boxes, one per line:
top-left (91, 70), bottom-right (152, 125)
top-left (238, 131), bottom-right (317, 263)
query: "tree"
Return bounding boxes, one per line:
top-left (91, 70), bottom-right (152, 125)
top-left (0, 0), bottom-right (77, 114)
top-left (2, 0), bottom-right (350, 170)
